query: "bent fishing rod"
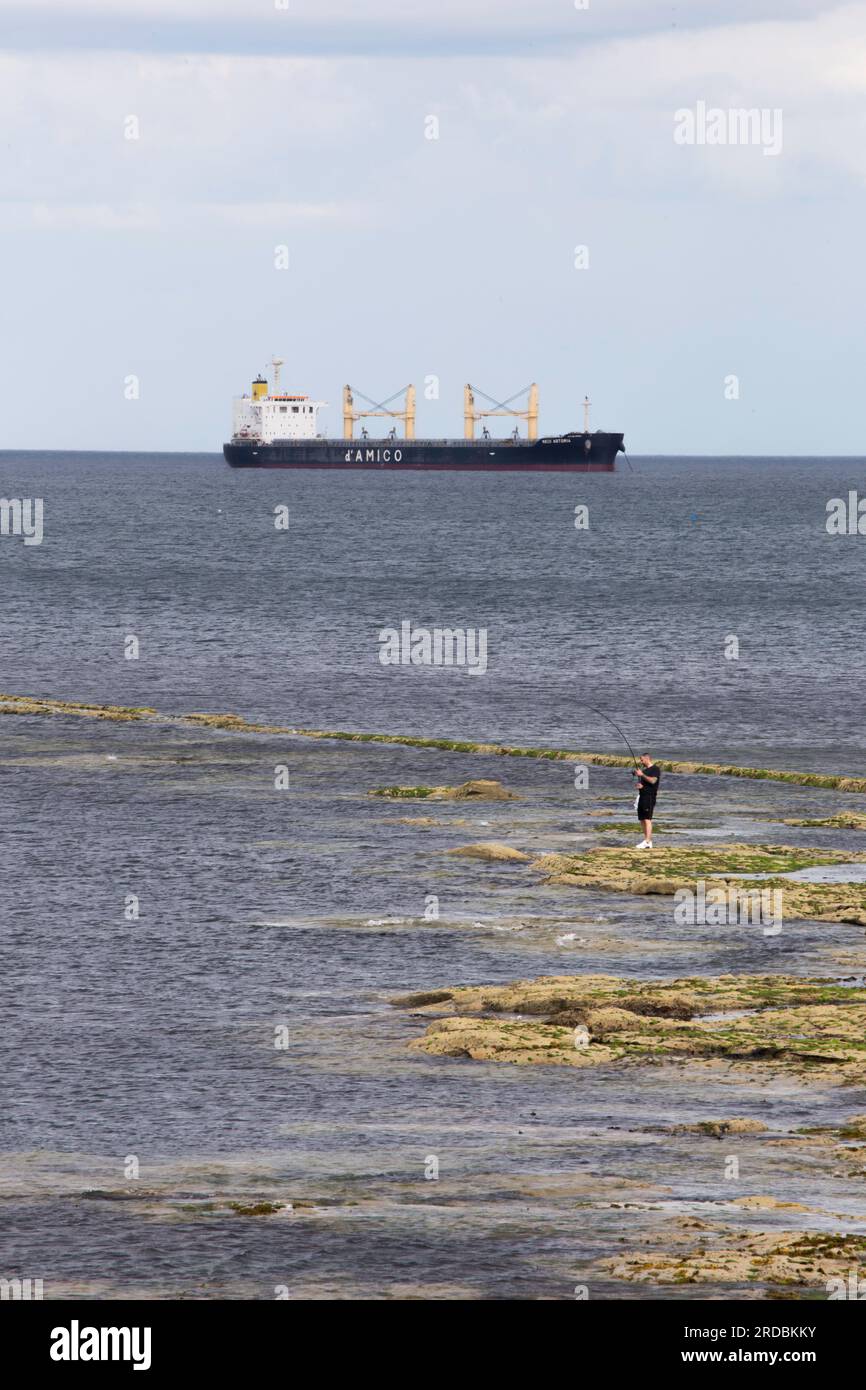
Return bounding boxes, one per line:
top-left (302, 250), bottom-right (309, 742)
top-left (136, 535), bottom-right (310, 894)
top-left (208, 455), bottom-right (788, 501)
top-left (578, 701), bottom-right (642, 777)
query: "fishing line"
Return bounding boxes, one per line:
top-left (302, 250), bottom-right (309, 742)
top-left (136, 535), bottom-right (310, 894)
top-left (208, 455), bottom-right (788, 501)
top-left (578, 701), bottom-right (641, 772)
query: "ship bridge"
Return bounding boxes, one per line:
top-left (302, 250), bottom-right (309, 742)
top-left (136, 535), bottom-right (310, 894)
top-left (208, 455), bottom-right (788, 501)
top-left (231, 359), bottom-right (327, 443)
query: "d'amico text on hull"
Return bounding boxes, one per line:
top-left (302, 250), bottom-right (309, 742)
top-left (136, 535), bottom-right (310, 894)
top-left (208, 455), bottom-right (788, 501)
top-left (223, 365), bottom-right (624, 472)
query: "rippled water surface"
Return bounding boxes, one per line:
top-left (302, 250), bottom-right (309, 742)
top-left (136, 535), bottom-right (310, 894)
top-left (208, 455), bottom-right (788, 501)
top-left (2, 452), bottom-right (866, 1298)
top-left (3, 450), bottom-right (866, 767)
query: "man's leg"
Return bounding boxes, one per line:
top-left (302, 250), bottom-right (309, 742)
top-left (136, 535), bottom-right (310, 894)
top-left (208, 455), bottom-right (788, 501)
top-left (642, 817), bottom-right (652, 845)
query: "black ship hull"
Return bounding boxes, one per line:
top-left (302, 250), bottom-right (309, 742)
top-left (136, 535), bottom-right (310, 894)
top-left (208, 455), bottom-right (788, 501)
top-left (223, 433), bottom-right (624, 471)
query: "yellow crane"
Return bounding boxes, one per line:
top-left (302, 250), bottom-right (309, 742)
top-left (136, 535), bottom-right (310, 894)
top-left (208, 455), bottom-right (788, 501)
top-left (342, 384), bottom-right (416, 440)
top-left (464, 383), bottom-right (538, 441)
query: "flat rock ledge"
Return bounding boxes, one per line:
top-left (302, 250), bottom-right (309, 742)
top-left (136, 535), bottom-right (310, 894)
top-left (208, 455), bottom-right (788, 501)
top-left (532, 844), bottom-right (866, 926)
top-left (370, 779), bottom-right (518, 801)
top-left (394, 972), bottom-right (866, 1082)
top-left (446, 842), bottom-right (531, 862)
top-left (599, 1223), bottom-right (866, 1289)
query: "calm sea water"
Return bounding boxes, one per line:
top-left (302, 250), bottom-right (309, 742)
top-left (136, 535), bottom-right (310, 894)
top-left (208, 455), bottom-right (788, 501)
top-left (3, 451), bottom-right (866, 769)
top-left (2, 452), bottom-right (866, 1300)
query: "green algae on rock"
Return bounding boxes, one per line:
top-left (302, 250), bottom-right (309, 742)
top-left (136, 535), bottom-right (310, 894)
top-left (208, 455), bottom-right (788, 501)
top-left (0, 693), bottom-right (156, 721)
top-left (781, 813), bottom-right (866, 830)
top-left (765, 1116), bottom-right (866, 1178)
top-left (537, 843), bottom-right (864, 884)
top-left (226, 1200), bottom-right (286, 1216)
top-left (370, 779), bottom-right (517, 801)
top-left (6, 692), bottom-right (866, 795)
top-left (370, 786), bottom-right (437, 799)
top-left (394, 972), bottom-right (859, 1018)
top-left (665, 1118), bottom-right (769, 1137)
top-left (396, 972), bottom-right (866, 1083)
top-left (287, 728), bottom-right (866, 793)
top-left (793, 1114), bottom-right (866, 1140)
top-left (533, 843), bottom-right (866, 925)
top-left (599, 1222), bottom-right (866, 1288)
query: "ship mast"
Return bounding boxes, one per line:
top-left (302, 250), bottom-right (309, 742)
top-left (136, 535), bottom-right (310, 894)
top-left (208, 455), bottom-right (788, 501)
top-left (583, 395), bottom-right (591, 433)
top-left (271, 357), bottom-right (284, 395)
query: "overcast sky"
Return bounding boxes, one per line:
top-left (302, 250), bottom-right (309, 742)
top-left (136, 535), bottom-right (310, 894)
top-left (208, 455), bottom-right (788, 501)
top-left (1, 0), bottom-right (864, 453)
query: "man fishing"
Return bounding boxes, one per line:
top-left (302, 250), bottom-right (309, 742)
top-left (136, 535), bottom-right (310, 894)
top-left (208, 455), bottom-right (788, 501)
top-left (633, 753), bottom-right (661, 849)
top-left (579, 703), bottom-right (661, 848)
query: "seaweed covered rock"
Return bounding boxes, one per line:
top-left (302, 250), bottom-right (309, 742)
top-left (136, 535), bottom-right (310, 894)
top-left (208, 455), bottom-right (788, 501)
top-left (532, 843), bottom-right (866, 925)
top-left (446, 842), bottom-right (530, 862)
top-left (397, 971), bottom-right (866, 1083)
top-left (600, 1224), bottom-right (866, 1287)
top-left (370, 779), bottom-right (518, 801)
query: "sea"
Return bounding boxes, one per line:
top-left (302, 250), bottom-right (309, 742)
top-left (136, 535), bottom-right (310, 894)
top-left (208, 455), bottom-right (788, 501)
top-left (2, 451), bottom-right (866, 1299)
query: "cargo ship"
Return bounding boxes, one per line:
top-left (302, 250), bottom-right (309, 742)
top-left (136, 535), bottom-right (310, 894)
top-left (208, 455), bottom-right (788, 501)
top-left (223, 362), bottom-right (624, 471)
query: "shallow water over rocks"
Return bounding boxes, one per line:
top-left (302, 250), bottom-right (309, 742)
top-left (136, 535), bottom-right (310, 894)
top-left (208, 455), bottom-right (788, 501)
top-left (3, 712), bottom-right (866, 1297)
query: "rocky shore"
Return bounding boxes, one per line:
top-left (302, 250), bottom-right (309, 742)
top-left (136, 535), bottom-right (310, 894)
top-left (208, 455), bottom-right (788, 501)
top-left (394, 972), bottom-right (866, 1082)
top-left (8, 690), bottom-right (866, 1298)
top-left (532, 844), bottom-right (866, 926)
top-left (5, 692), bottom-right (866, 793)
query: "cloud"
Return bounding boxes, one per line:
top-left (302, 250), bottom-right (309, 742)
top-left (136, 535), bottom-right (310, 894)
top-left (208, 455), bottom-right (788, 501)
top-left (2, 0), bottom-right (866, 454)
top-left (0, 0), bottom-right (845, 56)
top-left (2, 4), bottom-right (866, 220)
top-left (0, 199), bottom-right (367, 230)
top-left (18, 202), bottom-right (158, 229)
top-left (0, 50), bottom-right (372, 210)
top-left (201, 200), bottom-right (370, 226)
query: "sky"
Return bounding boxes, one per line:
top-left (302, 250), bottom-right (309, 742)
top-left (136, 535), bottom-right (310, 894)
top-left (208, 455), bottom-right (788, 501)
top-left (1, 0), bottom-right (865, 453)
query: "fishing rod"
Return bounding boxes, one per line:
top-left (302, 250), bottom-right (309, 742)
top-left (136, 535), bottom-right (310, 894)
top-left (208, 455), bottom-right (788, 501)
top-left (579, 701), bottom-right (641, 774)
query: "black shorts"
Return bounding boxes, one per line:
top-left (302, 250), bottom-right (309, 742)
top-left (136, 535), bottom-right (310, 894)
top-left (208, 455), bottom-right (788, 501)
top-left (636, 799), bottom-right (656, 821)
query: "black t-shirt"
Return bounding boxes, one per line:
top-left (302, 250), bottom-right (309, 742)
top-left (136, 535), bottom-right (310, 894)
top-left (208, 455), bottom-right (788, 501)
top-left (638, 765), bottom-right (661, 804)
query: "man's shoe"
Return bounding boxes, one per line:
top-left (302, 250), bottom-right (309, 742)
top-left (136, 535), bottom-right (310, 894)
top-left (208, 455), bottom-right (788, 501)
top-left (635, 840), bottom-right (648, 849)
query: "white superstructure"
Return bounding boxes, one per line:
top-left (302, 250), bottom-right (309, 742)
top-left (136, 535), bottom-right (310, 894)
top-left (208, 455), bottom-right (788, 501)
top-left (231, 361), bottom-right (327, 444)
